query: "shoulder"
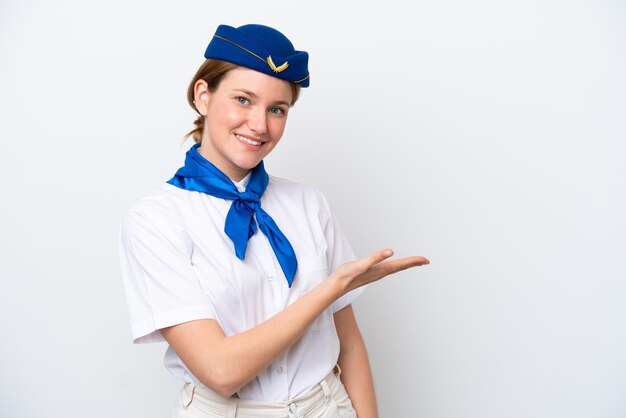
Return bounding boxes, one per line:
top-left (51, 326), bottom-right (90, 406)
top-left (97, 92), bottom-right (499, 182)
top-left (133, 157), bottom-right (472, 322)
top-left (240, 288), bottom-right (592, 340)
top-left (267, 175), bottom-right (327, 203)
top-left (121, 183), bottom-right (193, 232)
top-left (266, 175), bottom-right (334, 222)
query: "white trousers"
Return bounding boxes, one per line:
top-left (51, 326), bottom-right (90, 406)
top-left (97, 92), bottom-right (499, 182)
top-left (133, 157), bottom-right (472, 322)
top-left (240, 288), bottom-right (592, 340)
top-left (170, 368), bottom-right (357, 418)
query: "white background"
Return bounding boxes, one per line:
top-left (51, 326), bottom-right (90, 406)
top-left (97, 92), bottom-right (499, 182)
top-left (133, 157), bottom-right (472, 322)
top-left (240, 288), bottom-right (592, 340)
top-left (1, 1), bottom-right (625, 417)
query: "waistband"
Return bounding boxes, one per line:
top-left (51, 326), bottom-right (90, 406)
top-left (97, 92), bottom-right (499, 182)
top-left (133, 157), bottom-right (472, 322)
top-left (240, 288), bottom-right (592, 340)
top-left (180, 365), bottom-right (342, 417)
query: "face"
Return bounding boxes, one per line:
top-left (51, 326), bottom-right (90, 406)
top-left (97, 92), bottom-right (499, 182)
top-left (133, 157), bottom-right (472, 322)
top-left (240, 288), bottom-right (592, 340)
top-left (194, 67), bottom-right (294, 181)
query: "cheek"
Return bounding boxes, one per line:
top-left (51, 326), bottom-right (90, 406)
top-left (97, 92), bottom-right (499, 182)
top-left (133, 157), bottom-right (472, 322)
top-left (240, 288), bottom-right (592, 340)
top-left (268, 118), bottom-right (288, 139)
top-left (211, 104), bottom-right (246, 130)
top-left (224, 109), bottom-right (247, 130)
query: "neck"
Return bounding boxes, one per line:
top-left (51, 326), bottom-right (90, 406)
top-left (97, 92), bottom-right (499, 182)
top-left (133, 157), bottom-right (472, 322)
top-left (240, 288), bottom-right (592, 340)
top-left (197, 144), bottom-right (251, 182)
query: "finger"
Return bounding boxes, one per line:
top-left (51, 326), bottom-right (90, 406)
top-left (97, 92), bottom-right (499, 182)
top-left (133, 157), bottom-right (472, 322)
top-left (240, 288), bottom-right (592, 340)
top-left (362, 248), bottom-right (395, 269)
top-left (403, 256), bottom-right (429, 266)
top-left (350, 249), bottom-right (394, 274)
top-left (370, 256), bottom-right (430, 277)
top-left (390, 256), bottom-right (430, 270)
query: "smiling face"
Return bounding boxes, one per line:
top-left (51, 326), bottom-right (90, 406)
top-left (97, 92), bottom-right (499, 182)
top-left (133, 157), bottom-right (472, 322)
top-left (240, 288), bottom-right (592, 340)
top-left (193, 67), bottom-right (294, 181)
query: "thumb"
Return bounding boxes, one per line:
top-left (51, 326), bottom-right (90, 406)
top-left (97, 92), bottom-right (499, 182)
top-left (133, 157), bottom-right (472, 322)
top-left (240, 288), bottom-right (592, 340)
top-left (363, 248), bottom-right (394, 269)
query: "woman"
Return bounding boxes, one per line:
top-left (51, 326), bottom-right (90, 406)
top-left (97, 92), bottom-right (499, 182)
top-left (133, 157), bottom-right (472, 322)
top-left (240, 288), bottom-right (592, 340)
top-left (120, 23), bottom-right (429, 418)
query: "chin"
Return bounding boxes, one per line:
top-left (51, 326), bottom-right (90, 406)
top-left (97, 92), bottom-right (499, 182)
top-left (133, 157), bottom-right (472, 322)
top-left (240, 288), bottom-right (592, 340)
top-left (234, 156), bottom-right (264, 170)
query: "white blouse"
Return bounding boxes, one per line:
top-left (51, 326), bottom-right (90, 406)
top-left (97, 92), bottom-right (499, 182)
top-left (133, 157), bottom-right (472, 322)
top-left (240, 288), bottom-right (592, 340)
top-left (119, 174), bottom-right (363, 402)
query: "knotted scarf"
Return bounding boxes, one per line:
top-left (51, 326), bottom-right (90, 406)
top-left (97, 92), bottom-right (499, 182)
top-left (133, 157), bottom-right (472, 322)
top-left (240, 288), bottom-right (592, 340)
top-left (167, 144), bottom-right (298, 287)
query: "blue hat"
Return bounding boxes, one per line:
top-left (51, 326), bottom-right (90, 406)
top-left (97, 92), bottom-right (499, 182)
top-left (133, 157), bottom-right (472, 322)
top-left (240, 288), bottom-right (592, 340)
top-left (204, 24), bottom-right (310, 87)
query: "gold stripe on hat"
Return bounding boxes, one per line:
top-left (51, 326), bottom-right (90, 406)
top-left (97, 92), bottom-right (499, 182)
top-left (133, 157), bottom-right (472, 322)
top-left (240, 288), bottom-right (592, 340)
top-left (294, 74), bottom-right (310, 84)
top-left (213, 35), bottom-right (289, 74)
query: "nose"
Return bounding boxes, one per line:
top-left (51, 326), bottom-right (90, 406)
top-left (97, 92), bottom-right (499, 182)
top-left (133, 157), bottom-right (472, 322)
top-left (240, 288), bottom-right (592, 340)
top-left (247, 108), bottom-right (267, 135)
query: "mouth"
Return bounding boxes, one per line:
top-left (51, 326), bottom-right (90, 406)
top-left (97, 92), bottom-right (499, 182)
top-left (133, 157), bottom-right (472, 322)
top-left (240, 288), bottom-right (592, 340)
top-left (235, 133), bottom-right (263, 146)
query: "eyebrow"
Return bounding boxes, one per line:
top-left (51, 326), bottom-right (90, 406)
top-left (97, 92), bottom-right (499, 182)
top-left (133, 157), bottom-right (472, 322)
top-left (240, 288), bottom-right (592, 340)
top-left (233, 89), bottom-right (291, 107)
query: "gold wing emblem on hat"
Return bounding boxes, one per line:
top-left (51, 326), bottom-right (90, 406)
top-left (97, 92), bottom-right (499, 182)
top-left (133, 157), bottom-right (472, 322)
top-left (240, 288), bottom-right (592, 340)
top-left (267, 56), bottom-right (289, 73)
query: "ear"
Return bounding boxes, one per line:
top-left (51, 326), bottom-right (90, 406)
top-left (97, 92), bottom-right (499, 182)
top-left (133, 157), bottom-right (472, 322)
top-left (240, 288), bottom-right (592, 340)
top-left (193, 79), bottom-right (211, 116)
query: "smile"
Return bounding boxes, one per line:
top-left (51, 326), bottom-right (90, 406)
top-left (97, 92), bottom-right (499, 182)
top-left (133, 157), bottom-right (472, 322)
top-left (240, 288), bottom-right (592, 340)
top-left (235, 134), bottom-right (262, 146)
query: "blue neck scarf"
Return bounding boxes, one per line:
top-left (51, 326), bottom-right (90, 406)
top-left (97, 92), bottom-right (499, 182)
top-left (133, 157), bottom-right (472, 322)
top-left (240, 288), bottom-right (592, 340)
top-left (167, 144), bottom-right (298, 287)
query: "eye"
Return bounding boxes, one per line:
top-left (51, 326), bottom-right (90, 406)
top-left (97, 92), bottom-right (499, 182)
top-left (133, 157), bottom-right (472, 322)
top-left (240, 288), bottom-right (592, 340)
top-left (269, 107), bottom-right (286, 116)
top-left (236, 96), bottom-right (250, 105)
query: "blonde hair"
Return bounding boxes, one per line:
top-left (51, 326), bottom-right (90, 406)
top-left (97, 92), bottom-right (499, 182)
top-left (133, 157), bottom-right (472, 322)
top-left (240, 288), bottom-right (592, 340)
top-left (184, 59), bottom-right (302, 143)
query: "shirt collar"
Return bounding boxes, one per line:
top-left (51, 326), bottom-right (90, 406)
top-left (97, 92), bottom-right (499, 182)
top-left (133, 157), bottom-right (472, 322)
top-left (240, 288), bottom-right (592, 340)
top-left (232, 171), bottom-right (252, 192)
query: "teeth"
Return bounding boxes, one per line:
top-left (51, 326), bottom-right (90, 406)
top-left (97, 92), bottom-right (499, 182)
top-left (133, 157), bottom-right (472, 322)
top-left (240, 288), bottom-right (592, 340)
top-left (236, 134), bottom-right (262, 146)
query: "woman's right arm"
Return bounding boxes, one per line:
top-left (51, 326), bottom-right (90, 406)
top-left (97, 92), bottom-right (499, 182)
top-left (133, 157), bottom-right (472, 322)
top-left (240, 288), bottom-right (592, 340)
top-left (160, 249), bottom-right (428, 397)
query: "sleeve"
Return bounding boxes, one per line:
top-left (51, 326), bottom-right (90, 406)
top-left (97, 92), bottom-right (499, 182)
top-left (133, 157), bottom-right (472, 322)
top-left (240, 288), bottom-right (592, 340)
top-left (118, 210), bottom-right (216, 344)
top-left (317, 190), bottom-right (366, 313)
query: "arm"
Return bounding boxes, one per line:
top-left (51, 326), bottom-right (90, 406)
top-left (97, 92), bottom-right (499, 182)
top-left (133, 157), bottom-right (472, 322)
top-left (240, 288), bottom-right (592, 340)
top-left (334, 304), bottom-right (378, 418)
top-left (161, 249), bottom-right (428, 397)
top-left (161, 275), bottom-right (339, 397)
